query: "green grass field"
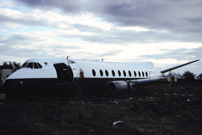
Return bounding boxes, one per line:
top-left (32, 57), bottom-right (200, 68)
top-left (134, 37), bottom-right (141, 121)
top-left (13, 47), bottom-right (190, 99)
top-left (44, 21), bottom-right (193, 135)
top-left (1, 84), bottom-right (202, 135)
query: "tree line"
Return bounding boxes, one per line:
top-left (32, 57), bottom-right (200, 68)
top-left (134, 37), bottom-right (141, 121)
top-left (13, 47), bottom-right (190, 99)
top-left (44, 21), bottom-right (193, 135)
top-left (170, 71), bottom-right (202, 80)
top-left (0, 61), bottom-right (21, 70)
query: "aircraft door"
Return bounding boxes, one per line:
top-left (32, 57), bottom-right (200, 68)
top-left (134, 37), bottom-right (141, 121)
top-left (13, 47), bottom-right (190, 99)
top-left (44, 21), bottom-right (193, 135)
top-left (53, 63), bottom-right (73, 85)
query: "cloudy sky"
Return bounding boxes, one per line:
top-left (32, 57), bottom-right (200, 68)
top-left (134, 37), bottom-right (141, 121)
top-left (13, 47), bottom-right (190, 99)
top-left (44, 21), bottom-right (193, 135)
top-left (0, 0), bottom-right (202, 74)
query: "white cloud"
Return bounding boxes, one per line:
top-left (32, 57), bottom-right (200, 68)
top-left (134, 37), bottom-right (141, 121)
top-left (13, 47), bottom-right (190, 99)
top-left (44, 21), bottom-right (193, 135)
top-left (116, 26), bottom-right (150, 32)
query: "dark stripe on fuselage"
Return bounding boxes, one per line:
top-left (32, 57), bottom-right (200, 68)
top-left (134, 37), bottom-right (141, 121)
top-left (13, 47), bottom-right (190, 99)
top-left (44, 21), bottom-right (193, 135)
top-left (2, 77), bottom-right (147, 96)
top-left (2, 78), bottom-right (60, 96)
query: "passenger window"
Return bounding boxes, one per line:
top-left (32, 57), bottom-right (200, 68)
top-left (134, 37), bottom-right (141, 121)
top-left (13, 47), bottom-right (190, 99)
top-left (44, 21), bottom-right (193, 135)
top-left (100, 70), bottom-right (103, 77)
top-left (112, 70), bottom-right (115, 77)
top-left (123, 70), bottom-right (126, 77)
top-left (118, 70), bottom-right (121, 76)
top-left (92, 69), bottom-right (96, 76)
top-left (134, 71), bottom-right (137, 77)
top-left (105, 70), bottom-right (109, 76)
top-left (146, 72), bottom-right (148, 77)
top-left (142, 71), bottom-right (145, 77)
top-left (128, 71), bottom-right (131, 77)
top-left (138, 71), bottom-right (141, 77)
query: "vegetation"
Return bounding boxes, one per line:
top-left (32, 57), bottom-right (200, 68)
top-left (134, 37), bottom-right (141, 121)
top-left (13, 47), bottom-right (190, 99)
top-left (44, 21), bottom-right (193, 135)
top-left (1, 84), bottom-right (202, 135)
top-left (0, 61), bottom-right (21, 70)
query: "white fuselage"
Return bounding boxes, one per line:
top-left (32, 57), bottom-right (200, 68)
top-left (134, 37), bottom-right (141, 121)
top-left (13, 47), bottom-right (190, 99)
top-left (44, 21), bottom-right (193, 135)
top-left (2, 58), bottom-right (163, 95)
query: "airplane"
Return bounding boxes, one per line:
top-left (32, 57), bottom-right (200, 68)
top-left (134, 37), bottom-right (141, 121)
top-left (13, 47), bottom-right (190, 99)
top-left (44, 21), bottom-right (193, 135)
top-left (1, 57), bottom-right (200, 96)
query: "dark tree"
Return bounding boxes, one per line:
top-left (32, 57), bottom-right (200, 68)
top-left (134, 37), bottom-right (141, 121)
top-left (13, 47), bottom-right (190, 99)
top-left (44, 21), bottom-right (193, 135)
top-left (12, 62), bottom-right (21, 69)
top-left (1, 61), bottom-right (21, 70)
top-left (182, 71), bottom-right (195, 84)
top-left (2, 61), bottom-right (12, 69)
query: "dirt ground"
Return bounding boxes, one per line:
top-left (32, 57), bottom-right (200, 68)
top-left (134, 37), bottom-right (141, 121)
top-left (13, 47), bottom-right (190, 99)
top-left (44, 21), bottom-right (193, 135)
top-left (0, 84), bottom-right (202, 135)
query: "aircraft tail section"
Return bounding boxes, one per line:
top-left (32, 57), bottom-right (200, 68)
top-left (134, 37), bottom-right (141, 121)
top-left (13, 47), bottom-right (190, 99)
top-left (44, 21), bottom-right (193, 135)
top-left (161, 59), bottom-right (200, 73)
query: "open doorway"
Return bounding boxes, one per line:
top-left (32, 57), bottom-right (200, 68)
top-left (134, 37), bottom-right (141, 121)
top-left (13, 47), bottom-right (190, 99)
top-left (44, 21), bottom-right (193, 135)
top-left (53, 63), bottom-right (73, 85)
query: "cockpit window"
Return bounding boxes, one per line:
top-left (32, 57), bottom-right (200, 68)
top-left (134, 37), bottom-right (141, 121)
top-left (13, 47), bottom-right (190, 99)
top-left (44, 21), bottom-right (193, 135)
top-left (37, 63), bottom-right (42, 68)
top-left (34, 63), bottom-right (38, 68)
top-left (27, 63), bottom-right (33, 68)
top-left (22, 63), bottom-right (28, 68)
top-left (34, 63), bottom-right (42, 69)
top-left (21, 62), bottom-right (42, 69)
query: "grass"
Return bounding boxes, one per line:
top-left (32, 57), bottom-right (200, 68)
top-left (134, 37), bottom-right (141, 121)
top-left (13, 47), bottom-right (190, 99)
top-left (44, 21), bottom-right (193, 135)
top-left (1, 84), bottom-right (202, 135)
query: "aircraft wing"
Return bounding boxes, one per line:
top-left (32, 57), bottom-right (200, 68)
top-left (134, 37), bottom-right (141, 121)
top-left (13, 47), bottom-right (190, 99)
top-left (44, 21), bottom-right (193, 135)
top-left (161, 59), bottom-right (200, 73)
